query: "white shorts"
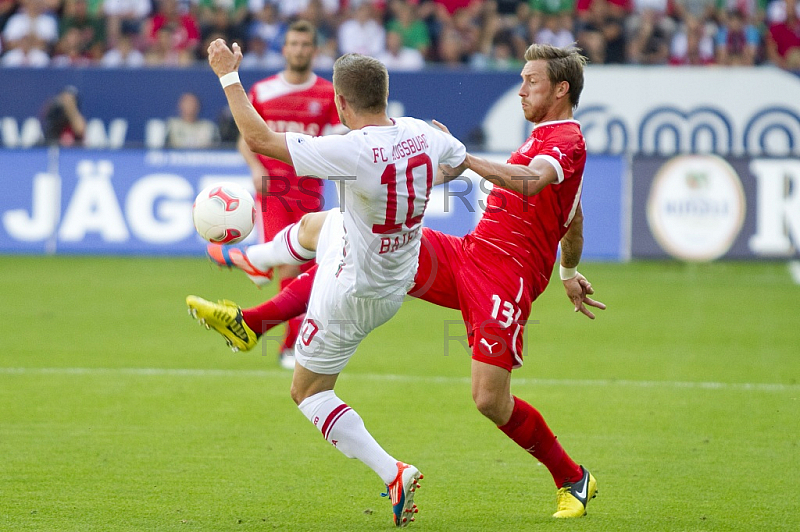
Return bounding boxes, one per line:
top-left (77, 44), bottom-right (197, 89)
top-left (294, 210), bottom-right (403, 375)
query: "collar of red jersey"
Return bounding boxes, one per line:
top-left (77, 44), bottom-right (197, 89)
top-left (531, 119), bottom-right (581, 130)
top-left (277, 72), bottom-right (318, 90)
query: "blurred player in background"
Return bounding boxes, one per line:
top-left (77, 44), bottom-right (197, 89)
top-left (237, 20), bottom-right (345, 370)
top-left (42, 85), bottom-right (86, 147)
top-left (200, 44), bottom-right (605, 520)
top-left (192, 41), bottom-right (468, 527)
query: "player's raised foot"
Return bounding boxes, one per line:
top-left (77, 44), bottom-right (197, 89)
top-left (382, 462), bottom-right (422, 527)
top-left (553, 466), bottom-right (597, 518)
top-left (279, 348), bottom-right (296, 370)
top-left (206, 244), bottom-right (273, 287)
top-left (186, 295), bottom-right (258, 353)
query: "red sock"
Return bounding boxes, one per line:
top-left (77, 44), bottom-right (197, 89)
top-left (280, 277), bottom-right (303, 350)
top-left (242, 265), bottom-right (317, 335)
top-left (498, 396), bottom-right (582, 488)
top-left (255, 192), bottom-right (268, 242)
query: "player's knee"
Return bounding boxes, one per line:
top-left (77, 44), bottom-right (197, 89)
top-left (472, 388), bottom-right (506, 423)
top-left (298, 212), bottom-right (326, 251)
top-left (290, 382), bottom-right (310, 405)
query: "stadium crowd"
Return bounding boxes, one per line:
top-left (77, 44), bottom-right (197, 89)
top-left (0, 0), bottom-right (798, 70)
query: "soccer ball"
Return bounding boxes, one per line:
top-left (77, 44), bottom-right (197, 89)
top-left (192, 182), bottom-right (256, 244)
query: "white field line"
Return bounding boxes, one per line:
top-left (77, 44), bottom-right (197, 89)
top-left (790, 261), bottom-right (800, 285)
top-left (0, 367), bottom-right (798, 393)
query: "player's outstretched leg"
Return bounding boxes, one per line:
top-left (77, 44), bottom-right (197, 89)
top-left (186, 296), bottom-right (258, 352)
top-left (296, 383), bottom-right (422, 527)
top-left (383, 462), bottom-right (423, 527)
top-left (206, 211), bottom-right (326, 286)
top-left (206, 244), bottom-right (274, 286)
top-left (553, 465), bottom-right (597, 518)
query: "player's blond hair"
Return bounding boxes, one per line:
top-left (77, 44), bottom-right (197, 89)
top-left (524, 44), bottom-right (587, 109)
top-left (332, 54), bottom-right (389, 114)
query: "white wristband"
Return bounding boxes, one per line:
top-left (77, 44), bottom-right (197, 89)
top-left (219, 72), bottom-right (241, 89)
top-left (560, 265), bottom-right (578, 281)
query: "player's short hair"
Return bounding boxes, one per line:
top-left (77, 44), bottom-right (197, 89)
top-left (332, 53), bottom-right (388, 114)
top-left (524, 44), bottom-right (587, 109)
top-left (285, 20), bottom-right (317, 46)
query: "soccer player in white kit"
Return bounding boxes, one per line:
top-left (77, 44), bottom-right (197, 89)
top-left (193, 39), bottom-right (468, 527)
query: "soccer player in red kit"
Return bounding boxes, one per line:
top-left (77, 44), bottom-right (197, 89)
top-left (198, 44), bottom-right (605, 518)
top-left (235, 20), bottom-right (345, 369)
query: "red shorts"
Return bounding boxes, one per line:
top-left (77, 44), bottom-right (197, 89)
top-left (410, 228), bottom-right (545, 372)
top-left (257, 177), bottom-right (324, 241)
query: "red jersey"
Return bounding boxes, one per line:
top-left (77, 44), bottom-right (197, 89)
top-left (468, 120), bottom-right (586, 290)
top-left (248, 73), bottom-right (341, 186)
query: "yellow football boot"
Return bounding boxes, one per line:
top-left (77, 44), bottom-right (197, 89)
top-left (553, 466), bottom-right (597, 518)
top-left (186, 295), bottom-right (257, 352)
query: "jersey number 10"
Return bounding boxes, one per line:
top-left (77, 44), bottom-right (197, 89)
top-left (372, 153), bottom-right (433, 234)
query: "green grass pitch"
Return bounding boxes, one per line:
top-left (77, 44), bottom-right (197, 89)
top-left (1, 256), bottom-right (798, 531)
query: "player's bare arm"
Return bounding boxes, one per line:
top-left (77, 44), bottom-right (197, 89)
top-left (431, 119), bottom-right (552, 194)
top-left (207, 39), bottom-right (292, 165)
top-left (434, 159), bottom-right (470, 186)
top-left (466, 154), bottom-right (557, 196)
top-left (559, 203), bottom-right (606, 319)
top-left (236, 135), bottom-right (270, 191)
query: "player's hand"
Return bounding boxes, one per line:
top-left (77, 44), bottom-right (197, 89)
top-left (432, 119), bottom-right (452, 136)
top-left (563, 273), bottom-right (606, 319)
top-left (207, 38), bottom-right (242, 78)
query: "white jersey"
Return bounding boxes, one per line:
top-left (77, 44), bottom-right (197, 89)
top-left (286, 117), bottom-right (466, 297)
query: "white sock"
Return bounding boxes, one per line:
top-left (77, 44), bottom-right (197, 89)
top-left (298, 390), bottom-right (399, 485)
top-left (246, 223), bottom-right (316, 271)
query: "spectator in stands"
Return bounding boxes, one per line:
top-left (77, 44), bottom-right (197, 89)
top-left (717, 0), bottom-right (763, 23)
top-left (145, 23), bottom-right (196, 65)
top-left (669, 14), bottom-right (715, 64)
top-left (165, 92), bottom-right (220, 148)
top-left (41, 85), bottom-right (86, 146)
top-left (240, 33), bottom-right (285, 68)
top-left (715, 9), bottom-right (761, 65)
top-left (52, 26), bottom-right (95, 65)
top-left (338, 3), bottom-right (386, 57)
top-left (196, 0), bottom-right (249, 44)
top-left (431, 0), bottom-right (478, 18)
top-left (626, 0), bottom-right (676, 50)
top-left (387, 0), bottom-right (432, 56)
top-left (246, 2), bottom-right (285, 56)
top-left (767, 0), bottom-right (800, 24)
top-left (472, 0), bottom-right (502, 60)
top-left (672, 0), bottom-right (717, 24)
top-left (145, 0), bottom-right (201, 60)
top-left (436, 24), bottom-right (468, 65)
top-left (576, 0), bottom-right (628, 64)
top-left (3, 0), bottom-right (59, 54)
top-left (0, 0), bottom-right (18, 35)
top-left (535, 12), bottom-right (575, 47)
top-left (1, 33), bottom-right (51, 65)
top-left (312, 35), bottom-right (338, 68)
top-left (297, 0), bottom-right (337, 44)
top-left (100, 28), bottom-right (146, 66)
top-left (296, 0), bottom-right (338, 68)
top-left (103, 0), bottom-right (152, 48)
top-left (272, 0), bottom-right (339, 20)
top-left (627, 8), bottom-right (670, 63)
top-left (376, 29), bottom-right (426, 69)
top-left (529, 0), bottom-right (576, 17)
top-left (59, 0), bottom-right (106, 61)
top-left (766, 0), bottom-right (800, 69)
top-left (472, 29), bottom-right (525, 68)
